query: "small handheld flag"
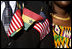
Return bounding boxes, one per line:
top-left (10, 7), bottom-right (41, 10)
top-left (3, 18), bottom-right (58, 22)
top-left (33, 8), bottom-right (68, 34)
top-left (22, 8), bottom-right (44, 30)
top-left (7, 9), bottom-right (24, 37)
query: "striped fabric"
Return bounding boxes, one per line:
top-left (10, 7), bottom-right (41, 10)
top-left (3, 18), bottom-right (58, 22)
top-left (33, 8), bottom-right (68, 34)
top-left (33, 19), bottom-right (50, 40)
top-left (52, 24), bottom-right (71, 48)
top-left (7, 9), bottom-right (24, 37)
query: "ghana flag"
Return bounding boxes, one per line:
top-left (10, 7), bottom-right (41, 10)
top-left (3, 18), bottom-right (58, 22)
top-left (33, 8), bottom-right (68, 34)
top-left (22, 8), bottom-right (44, 30)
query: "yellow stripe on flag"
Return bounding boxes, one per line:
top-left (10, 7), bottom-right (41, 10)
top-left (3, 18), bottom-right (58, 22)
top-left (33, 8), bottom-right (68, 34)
top-left (22, 14), bottom-right (35, 25)
top-left (16, 27), bottom-right (22, 32)
top-left (10, 28), bottom-right (22, 37)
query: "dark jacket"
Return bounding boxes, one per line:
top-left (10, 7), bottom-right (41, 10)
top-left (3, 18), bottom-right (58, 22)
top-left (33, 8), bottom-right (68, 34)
top-left (1, 21), bottom-right (54, 48)
top-left (11, 19), bottom-right (54, 48)
top-left (1, 1), bottom-right (54, 48)
top-left (1, 21), bottom-right (40, 48)
top-left (11, 25), bottom-right (40, 48)
top-left (1, 21), bottom-right (14, 48)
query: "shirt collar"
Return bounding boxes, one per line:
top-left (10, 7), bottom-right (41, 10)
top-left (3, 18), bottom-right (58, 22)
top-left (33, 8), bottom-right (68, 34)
top-left (9, 1), bottom-right (16, 13)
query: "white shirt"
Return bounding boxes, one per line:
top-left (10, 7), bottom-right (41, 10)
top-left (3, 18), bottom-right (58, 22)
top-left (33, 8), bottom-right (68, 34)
top-left (1, 1), bottom-right (16, 21)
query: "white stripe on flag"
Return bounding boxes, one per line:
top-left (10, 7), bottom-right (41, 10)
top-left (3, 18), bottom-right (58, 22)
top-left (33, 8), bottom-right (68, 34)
top-left (34, 26), bottom-right (41, 33)
top-left (45, 20), bottom-right (47, 26)
top-left (12, 20), bottom-right (18, 30)
top-left (39, 23), bottom-right (44, 32)
top-left (39, 23), bottom-right (43, 28)
top-left (13, 16), bottom-right (20, 28)
top-left (46, 19), bottom-right (50, 32)
top-left (46, 19), bottom-right (49, 25)
top-left (8, 28), bottom-right (12, 34)
top-left (36, 24), bottom-right (42, 32)
top-left (8, 32), bottom-right (10, 36)
top-left (43, 22), bottom-right (46, 32)
top-left (10, 24), bottom-right (15, 32)
top-left (15, 13), bottom-right (23, 26)
top-left (8, 9), bottom-right (24, 37)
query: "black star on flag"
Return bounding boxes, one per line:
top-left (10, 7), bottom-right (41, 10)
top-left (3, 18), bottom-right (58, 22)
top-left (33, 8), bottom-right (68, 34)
top-left (29, 20), bottom-right (33, 23)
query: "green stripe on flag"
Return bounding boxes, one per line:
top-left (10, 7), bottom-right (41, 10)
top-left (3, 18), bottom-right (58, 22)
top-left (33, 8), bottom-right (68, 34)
top-left (10, 28), bottom-right (22, 37)
top-left (24, 22), bottom-right (31, 30)
top-left (11, 31), bottom-right (17, 37)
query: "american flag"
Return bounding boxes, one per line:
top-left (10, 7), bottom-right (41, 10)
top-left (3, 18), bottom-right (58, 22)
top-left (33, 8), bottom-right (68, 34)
top-left (33, 19), bottom-right (50, 40)
top-left (7, 9), bottom-right (24, 37)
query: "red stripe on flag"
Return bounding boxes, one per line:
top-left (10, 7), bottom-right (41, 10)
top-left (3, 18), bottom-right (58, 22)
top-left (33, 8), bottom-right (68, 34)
top-left (37, 23), bottom-right (44, 38)
top-left (33, 26), bottom-right (41, 37)
top-left (33, 19), bottom-right (50, 40)
top-left (12, 16), bottom-right (19, 29)
top-left (47, 19), bottom-right (50, 32)
top-left (16, 9), bottom-right (21, 18)
top-left (38, 23), bottom-right (45, 39)
top-left (23, 8), bottom-right (43, 21)
top-left (38, 23), bottom-right (43, 31)
top-left (45, 20), bottom-right (49, 31)
top-left (16, 10), bottom-right (23, 22)
top-left (9, 26), bottom-right (13, 33)
top-left (7, 33), bottom-right (10, 37)
top-left (33, 26), bottom-right (40, 33)
top-left (44, 19), bottom-right (50, 35)
top-left (8, 29), bottom-right (11, 35)
top-left (46, 19), bottom-right (49, 26)
top-left (16, 10), bottom-right (24, 26)
top-left (35, 24), bottom-right (42, 33)
top-left (46, 19), bottom-right (50, 27)
top-left (14, 15), bottom-right (21, 27)
top-left (45, 20), bottom-right (48, 35)
top-left (42, 22), bottom-right (45, 34)
top-left (34, 23), bottom-right (45, 40)
top-left (10, 22), bottom-right (16, 31)
top-left (8, 9), bottom-right (24, 37)
top-left (46, 19), bottom-right (50, 33)
top-left (42, 21), bottom-right (46, 38)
